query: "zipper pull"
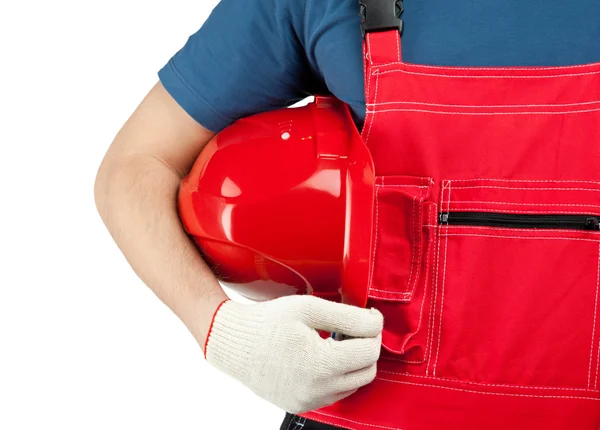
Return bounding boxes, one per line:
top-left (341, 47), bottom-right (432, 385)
top-left (439, 213), bottom-right (449, 224)
top-left (585, 217), bottom-right (600, 231)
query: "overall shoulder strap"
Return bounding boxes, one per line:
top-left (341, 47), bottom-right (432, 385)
top-left (360, 0), bottom-right (404, 65)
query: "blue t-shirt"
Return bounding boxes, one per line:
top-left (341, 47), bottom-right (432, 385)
top-left (158, 0), bottom-right (600, 133)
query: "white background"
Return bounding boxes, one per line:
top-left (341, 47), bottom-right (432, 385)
top-left (0, 1), bottom-right (293, 428)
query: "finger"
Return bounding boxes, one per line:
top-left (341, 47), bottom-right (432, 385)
top-left (328, 363), bottom-right (378, 394)
top-left (324, 335), bottom-right (382, 374)
top-left (299, 296), bottom-right (383, 338)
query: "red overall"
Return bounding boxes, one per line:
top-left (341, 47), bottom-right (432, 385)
top-left (301, 18), bottom-right (600, 430)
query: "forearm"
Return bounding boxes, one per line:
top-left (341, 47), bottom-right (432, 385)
top-left (94, 155), bottom-right (228, 348)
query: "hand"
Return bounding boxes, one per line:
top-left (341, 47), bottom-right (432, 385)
top-left (204, 295), bottom-right (383, 414)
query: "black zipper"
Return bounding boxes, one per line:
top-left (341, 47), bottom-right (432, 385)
top-left (438, 212), bottom-right (600, 231)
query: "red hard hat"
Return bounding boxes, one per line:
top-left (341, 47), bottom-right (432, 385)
top-left (178, 96), bottom-right (375, 307)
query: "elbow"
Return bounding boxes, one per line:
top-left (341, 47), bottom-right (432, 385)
top-left (94, 152), bottom-right (127, 223)
top-left (93, 153), bottom-right (180, 222)
top-left (94, 156), bottom-right (114, 222)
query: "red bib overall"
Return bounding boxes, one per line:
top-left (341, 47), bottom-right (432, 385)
top-left (301, 4), bottom-right (600, 429)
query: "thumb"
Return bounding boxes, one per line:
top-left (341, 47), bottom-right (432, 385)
top-left (298, 296), bottom-right (383, 338)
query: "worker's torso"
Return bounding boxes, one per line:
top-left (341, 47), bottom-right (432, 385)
top-left (302, 4), bottom-right (600, 429)
top-left (303, 0), bottom-right (600, 128)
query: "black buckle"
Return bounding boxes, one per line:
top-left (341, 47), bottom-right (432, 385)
top-left (360, 0), bottom-right (404, 39)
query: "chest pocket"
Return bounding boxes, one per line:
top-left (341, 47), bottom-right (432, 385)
top-left (428, 178), bottom-right (600, 392)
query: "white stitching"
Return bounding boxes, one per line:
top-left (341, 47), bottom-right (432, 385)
top-left (375, 184), bottom-right (431, 188)
top-left (398, 204), bottom-right (434, 354)
top-left (404, 190), bottom-right (419, 294)
top-left (427, 190), bottom-right (444, 375)
top-left (364, 61), bottom-right (600, 71)
top-left (449, 178), bottom-right (600, 185)
top-left (369, 288), bottom-right (411, 295)
top-left (445, 208), bottom-right (600, 215)
top-left (369, 186), bottom-right (426, 300)
top-left (376, 68), bottom-right (600, 79)
top-left (592, 243), bottom-right (600, 389)
top-left (387, 205), bottom-right (438, 363)
top-left (438, 225), bottom-right (600, 235)
top-left (448, 185), bottom-right (600, 192)
top-left (596, 330), bottom-right (600, 390)
top-left (366, 34), bottom-right (373, 67)
top-left (365, 62), bottom-right (371, 103)
top-left (428, 182), bottom-right (449, 374)
top-left (310, 410), bottom-right (404, 430)
top-left (360, 36), bottom-right (373, 140)
top-left (375, 378), bottom-right (600, 401)
top-left (424, 203), bottom-right (437, 367)
top-left (413, 186), bottom-right (425, 295)
top-left (395, 204), bottom-right (437, 364)
top-left (596, 339), bottom-right (600, 390)
top-left (368, 289), bottom-right (411, 302)
top-left (368, 186), bottom-right (380, 296)
top-left (364, 72), bottom-right (380, 146)
top-left (365, 106), bottom-right (600, 116)
top-left (439, 233), bottom-right (600, 244)
top-left (406, 186), bottom-right (428, 297)
top-left (363, 38), bottom-right (372, 125)
top-left (451, 200), bottom-right (600, 209)
top-left (366, 99), bottom-right (600, 108)
top-left (433, 181), bottom-right (451, 376)
top-left (360, 83), bottom-right (371, 140)
top-left (378, 370), bottom-right (599, 392)
top-left (286, 415), bottom-right (295, 430)
top-left (305, 415), bottom-right (357, 430)
top-left (395, 32), bottom-right (400, 62)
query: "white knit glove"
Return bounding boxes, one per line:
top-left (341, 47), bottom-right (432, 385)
top-left (205, 295), bottom-right (383, 414)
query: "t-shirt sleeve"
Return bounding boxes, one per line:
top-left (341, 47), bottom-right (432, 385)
top-left (158, 0), bottom-right (324, 133)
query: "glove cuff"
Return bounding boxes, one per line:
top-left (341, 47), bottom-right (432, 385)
top-left (203, 298), bottom-right (230, 358)
top-left (204, 300), bottom-right (266, 383)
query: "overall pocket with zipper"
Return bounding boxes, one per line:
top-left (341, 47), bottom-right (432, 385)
top-left (430, 179), bottom-right (600, 391)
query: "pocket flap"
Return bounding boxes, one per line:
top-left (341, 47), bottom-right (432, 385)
top-left (368, 175), bottom-right (433, 302)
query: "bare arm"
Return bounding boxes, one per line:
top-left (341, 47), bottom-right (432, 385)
top-left (94, 81), bottom-right (384, 414)
top-left (94, 81), bottom-right (228, 348)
